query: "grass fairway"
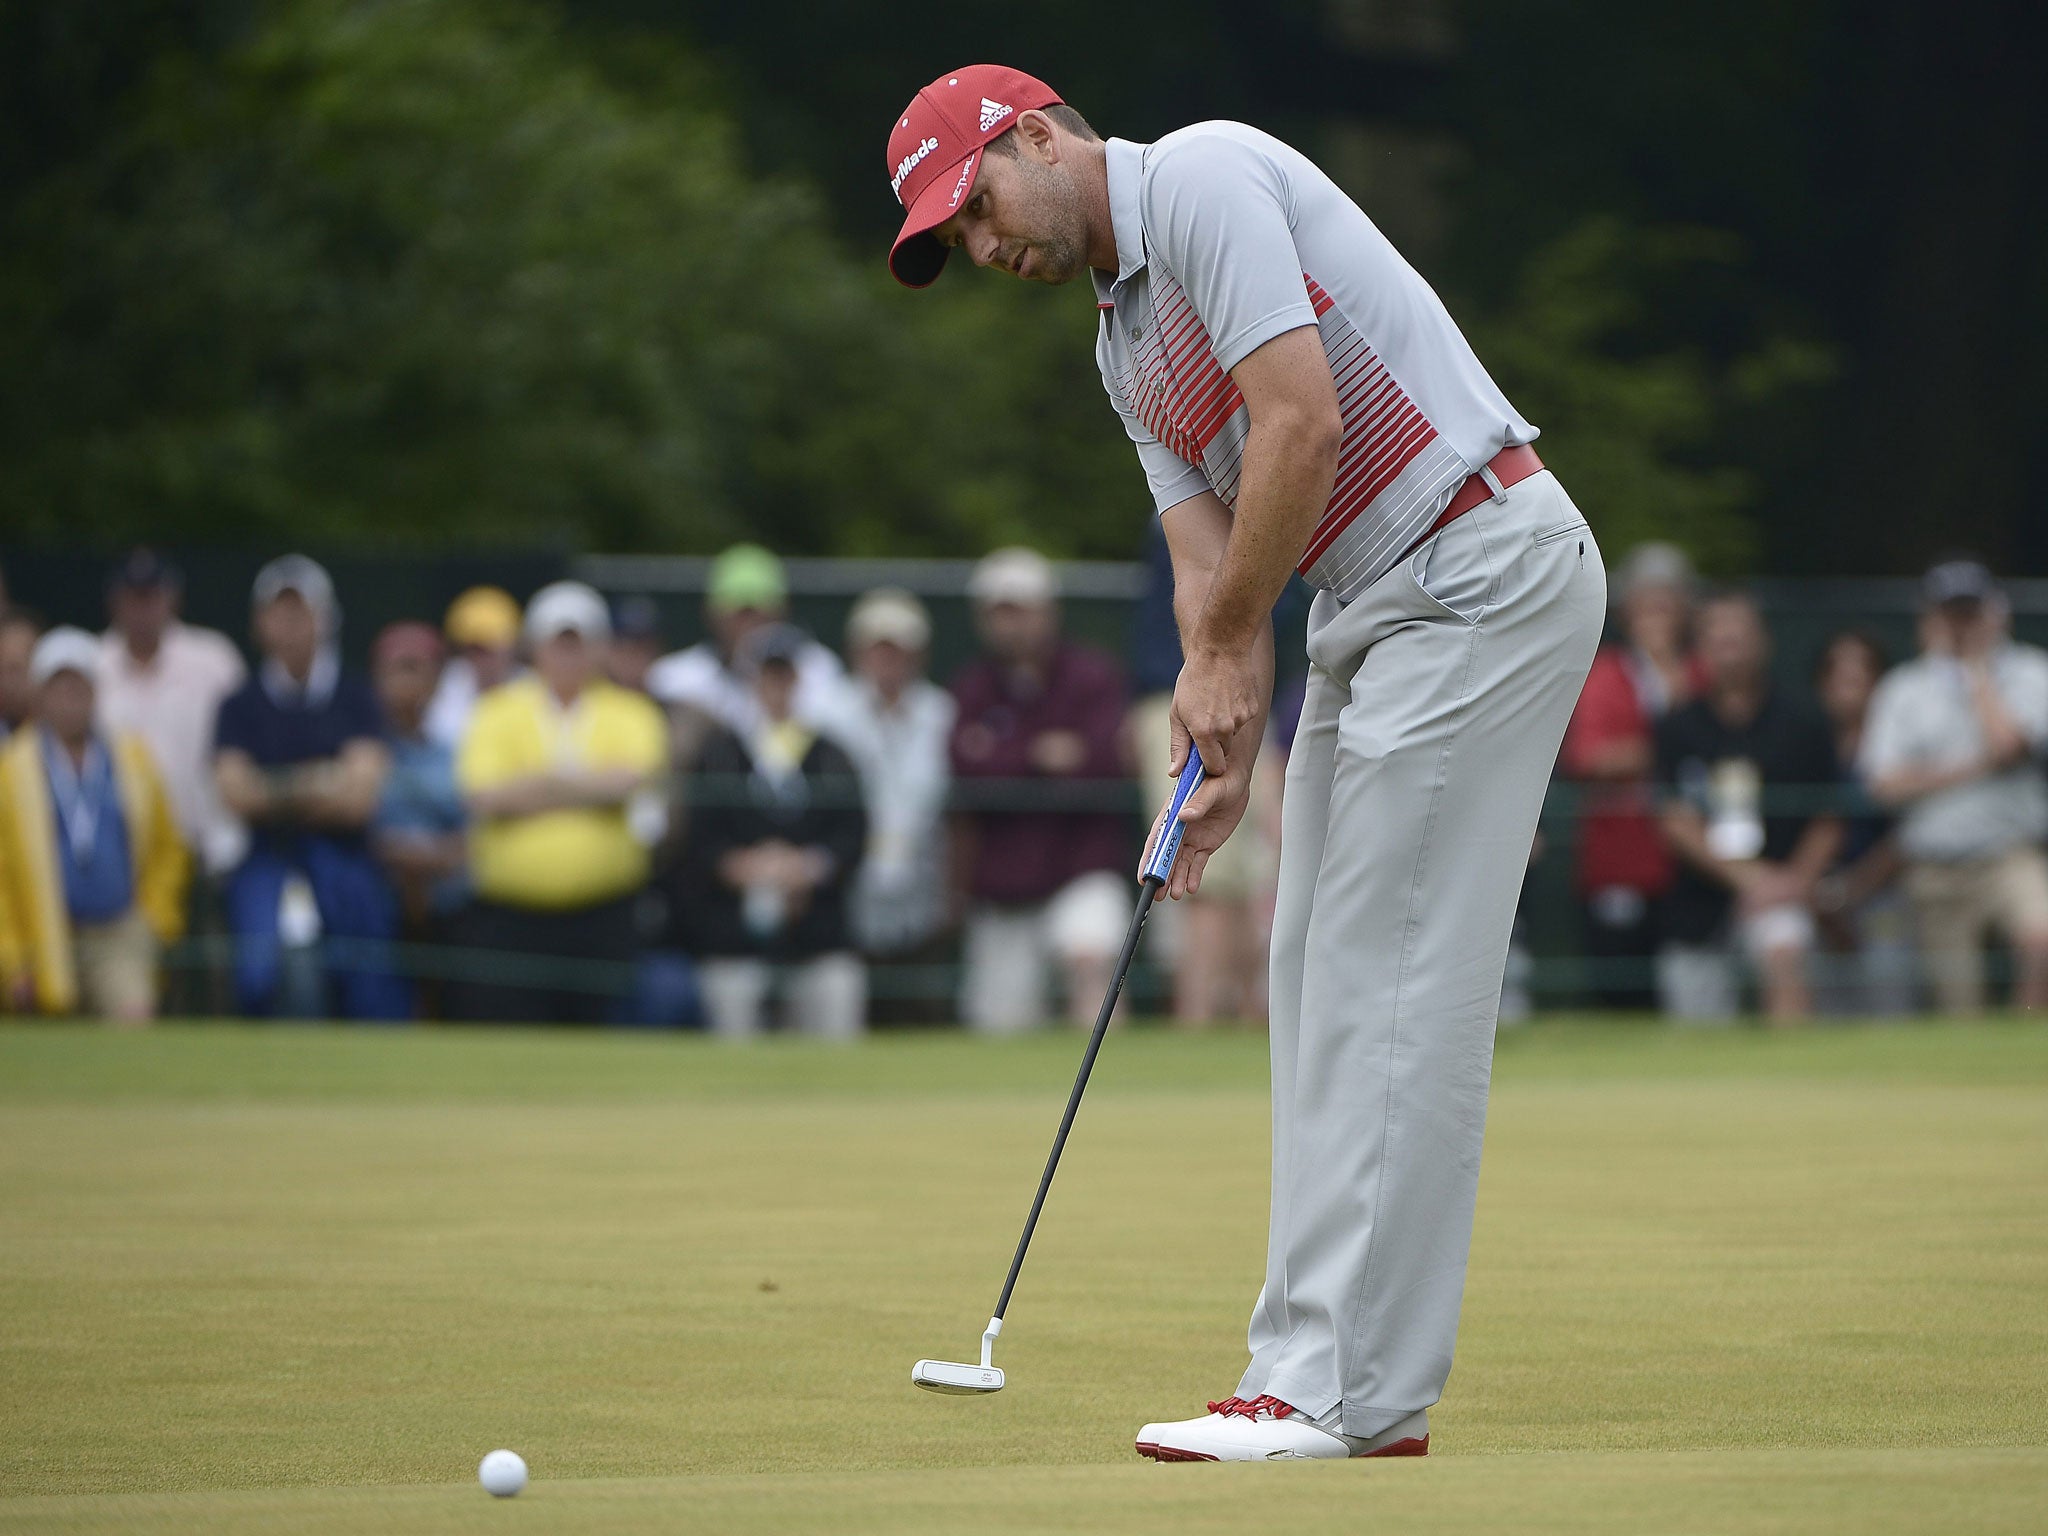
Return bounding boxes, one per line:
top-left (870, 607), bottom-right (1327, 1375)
top-left (1, 1021), bottom-right (2044, 1534)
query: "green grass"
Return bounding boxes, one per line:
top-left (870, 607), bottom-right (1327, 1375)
top-left (1, 1019), bottom-right (2044, 1533)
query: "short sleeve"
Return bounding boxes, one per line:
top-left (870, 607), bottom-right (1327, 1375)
top-left (1857, 673), bottom-right (1911, 782)
top-left (337, 677), bottom-right (384, 746)
top-left (1103, 373), bottom-right (1215, 515)
top-left (1652, 712), bottom-right (1687, 803)
top-left (211, 687), bottom-right (256, 757)
top-left (456, 695), bottom-right (516, 793)
top-left (1140, 133), bottom-right (1320, 372)
top-left (2007, 653), bottom-right (2048, 750)
top-left (613, 695), bottom-right (669, 774)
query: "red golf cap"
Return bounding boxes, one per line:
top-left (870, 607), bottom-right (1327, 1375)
top-left (885, 65), bottom-right (1063, 288)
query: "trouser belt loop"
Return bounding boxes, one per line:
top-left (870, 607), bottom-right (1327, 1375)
top-left (1479, 465), bottom-right (1508, 503)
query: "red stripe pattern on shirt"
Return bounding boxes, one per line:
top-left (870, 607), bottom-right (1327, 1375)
top-left (1108, 272), bottom-right (1442, 578)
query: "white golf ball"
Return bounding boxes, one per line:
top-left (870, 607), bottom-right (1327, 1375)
top-left (478, 1448), bottom-right (528, 1497)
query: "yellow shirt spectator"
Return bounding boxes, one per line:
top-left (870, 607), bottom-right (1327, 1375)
top-left (458, 676), bottom-right (667, 909)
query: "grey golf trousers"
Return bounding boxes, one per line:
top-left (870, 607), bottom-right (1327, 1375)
top-left (1236, 470), bottom-right (1605, 1437)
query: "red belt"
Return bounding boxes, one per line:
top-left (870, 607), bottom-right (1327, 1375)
top-left (1401, 443), bottom-right (1545, 562)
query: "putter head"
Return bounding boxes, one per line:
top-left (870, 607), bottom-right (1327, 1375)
top-left (913, 1319), bottom-right (1006, 1395)
top-left (912, 1358), bottom-right (1004, 1394)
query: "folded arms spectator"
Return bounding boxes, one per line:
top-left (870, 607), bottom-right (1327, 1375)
top-left (454, 581), bottom-right (667, 1023)
top-left (213, 556), bottom-right (405, 1019)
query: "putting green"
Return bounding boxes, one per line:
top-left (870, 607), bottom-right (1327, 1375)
top-left (1, 1022), bottom-right (2043, 1534)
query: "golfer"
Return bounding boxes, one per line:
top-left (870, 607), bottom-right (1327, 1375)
top-left (885, 66), bottom-right (1604, 1461)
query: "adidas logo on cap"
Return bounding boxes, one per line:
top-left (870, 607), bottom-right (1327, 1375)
top-left (978, 98), bottom-right (1013, 132)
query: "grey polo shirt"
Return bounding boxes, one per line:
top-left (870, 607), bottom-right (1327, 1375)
top-left (1090, 124), bottom-right (1537, 601)
top-left (1860, 644), bottom-right (2048, 861)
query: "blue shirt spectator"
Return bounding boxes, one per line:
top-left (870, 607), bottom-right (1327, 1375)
top-left (371, 621), bottom-right (470, 925)
top-left (211, 556), bottom-right (405, 1020)
top-left (43, 731), bottom-right (134, 923)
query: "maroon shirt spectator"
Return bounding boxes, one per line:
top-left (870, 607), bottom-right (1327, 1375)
top-left (948, 548), bottom-right (1131, 1032)
top-left (950, 639), bottom-right (1129, 903)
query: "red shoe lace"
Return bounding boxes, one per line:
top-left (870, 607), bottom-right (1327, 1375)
top-left (1206, 1394), bottom-right (1297, 1420)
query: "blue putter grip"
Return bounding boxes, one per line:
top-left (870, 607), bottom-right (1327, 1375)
top-left (1143, 758), bottom-right (1208, 886)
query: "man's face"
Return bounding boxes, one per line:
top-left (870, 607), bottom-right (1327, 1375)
top-left (1930, 596), bottom-right (1994, 656)
top-left (39, 671), bottom-right (95, 741)
top-left (608, 636), bottom-right (659, 694)
top-left (855, 638), bottom-right (920, 696)
top-left (466, 641), bottom-right (515, 689)
top-left (1622, 582), bottom-right (1687, 657)
top-left (375, 651), bottom-right (440, 722)
top-left (254, 591), bottom-right (319, 671)
top-left (110, 583), bottom-right (175, 649)
top-left (931, 134), bottom-right (1091, 285)
top-left (711, 603), bottom-right (779, 658)
top-left (1817, 640), bottom-right (1880, 728)
top-left (0, 621), bottom-right (34, 723)
top-left (535, 631), bottom-right (600, 696)
top-left (1696, 600), bottom-right (1767, 688)
top-left (977, 599), bottom-right (1057, 664)
top-left (754, 658), bottom-right (798, 722)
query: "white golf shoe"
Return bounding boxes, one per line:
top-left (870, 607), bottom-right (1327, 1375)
top-left (1135, 1395), bottom-right (1430, 1462)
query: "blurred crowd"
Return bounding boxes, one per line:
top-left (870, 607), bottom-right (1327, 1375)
top-left (0, 544), bottom-right (1169, 1035)
top-left (1559, 546), bottom-right (2048, 1022)
top-left (1, 539), bottom-right (2043, 1031)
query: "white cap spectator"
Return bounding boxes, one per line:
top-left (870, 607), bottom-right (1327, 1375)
top-left (846, 588), bottom-right (931, 652)
top-left (29, 626), bottom-right (102, 687)
top-left (1921, 558), bottom-right (1996, 607)
top-left (523, 581), bottom-right (612, 644)
top-left (1615, 541), bottom-right (1694, 601)
top-left (968, 547), bottom-right (1059, 607)
top-left (251, 554), bottom-right (339, 633)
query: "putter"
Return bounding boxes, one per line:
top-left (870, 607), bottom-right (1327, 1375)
top-left (913, 755), bottom-right (1207, 1395)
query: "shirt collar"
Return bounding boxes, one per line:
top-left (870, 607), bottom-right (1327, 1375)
top-left (260, 646), bottom-right (339, 709)
top-left (1092, 138), bottom-right (1150, 304)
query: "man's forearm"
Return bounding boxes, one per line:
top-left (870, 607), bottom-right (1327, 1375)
top-left (1786, 817), bottom-right (1844, 888)
top-left (1190, 418), bottom-right (1337, 654)
top-left (1175, 567), bottom-right (1277, 768)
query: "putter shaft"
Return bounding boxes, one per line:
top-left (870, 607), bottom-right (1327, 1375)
top-left (991, 877), bottom-right (1159, 1323)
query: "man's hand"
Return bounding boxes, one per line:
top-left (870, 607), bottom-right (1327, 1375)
top-left (1138, 755), bottom-right (1254, 901)
top-left (1171, 645), bottom-right (1264, 779)
top-left (1731, 859), bottom-right (1808, 918)
top-left (1028, 729), bottom-right (1089, 775)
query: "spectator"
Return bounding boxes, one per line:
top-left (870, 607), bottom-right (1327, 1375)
top-left (835, 588), bottom-right (955, 968)
top-left (950, 548), bottom-right (1131, 1032)
top-left (454, 581), bottom-right (667, 1023)
top-left (1558, 542), bottom-right (1700, 1008)
top-left (1655, 592), bottom-right (1842, 1023)
top-left (213, 556), bottom-right (406, 1020)
top-left (96, 549), bottom-right (249, 874)
top-left (425, 585), bottom-right (522, 749)
top-left (1861, 559), bottom-right (2048, 1013)
top-left (1811, 632), bottom-right (1913, 1014)
top-left (672, 625), bottom-right (868, 1039)
top-left (0, 628), bottom-right (188, 1021)
top-left (607, 596), bottom-right (665, 695)
top-left (647, 544), bottom-right (849, 751)
top-left (371, 622), bottom-right (468, 942)
top-left (0, 607), bottom-right (39, 741)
